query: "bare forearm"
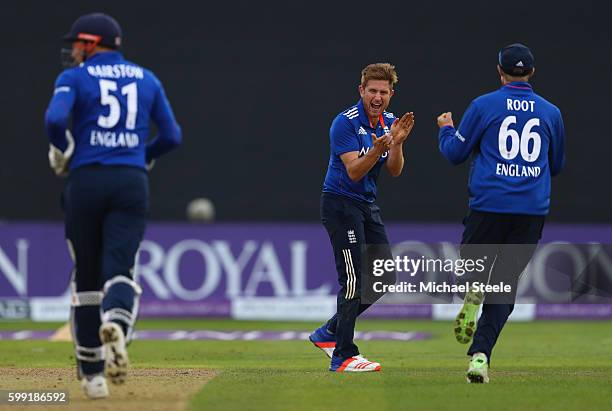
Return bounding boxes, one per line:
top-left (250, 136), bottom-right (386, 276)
top-left (345, 150), bottom-right (382, 182)
top-left (386, 143), bottom-right (404, 176)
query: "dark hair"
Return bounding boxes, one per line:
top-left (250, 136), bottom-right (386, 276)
top-left (501, 66), bottom-right (534, 77)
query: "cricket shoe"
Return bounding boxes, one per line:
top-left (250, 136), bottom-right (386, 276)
top-left (466, 352), bottom-right (489, 383)
top-left (81, 374), bottom-right (109, 399)
top-left (454, 290), bottom-right (483, 344)
top-left (329, 355), bottom-right (381, 372)
top-left (99, 322), bottom-right (129, 385)
top-left (309, 325), bottom-right (336, 359)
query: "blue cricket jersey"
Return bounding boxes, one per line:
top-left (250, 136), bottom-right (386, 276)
top-left (323, 99), bottom-right (395, 203)
top-left (45, 51), bottom-right (182, 171)
top-left (438, 82), bottom-right (565, 215)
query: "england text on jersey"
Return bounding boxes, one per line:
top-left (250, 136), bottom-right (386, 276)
top-left (90, 130), bottom-right (139, 148)
top-left (495, 163), bottom-right (541, 177)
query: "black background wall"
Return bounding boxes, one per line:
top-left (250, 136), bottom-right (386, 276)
top-left (1, 0), bottom-right (609, 222)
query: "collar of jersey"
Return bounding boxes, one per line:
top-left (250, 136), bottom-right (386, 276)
top-left (356, 99), bottom-right (390, 130)
top-left (86, 51), bottom-right (124, 63)
top-left (503, 81), bottom-right (533, 91)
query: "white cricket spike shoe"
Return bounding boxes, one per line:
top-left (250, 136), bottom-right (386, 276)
top-left (81, 374), bottom-right (109, 399)
top-left (330, 354), bottom-right (381, 372)
top-left (99, 322), bottom-right (129, 385)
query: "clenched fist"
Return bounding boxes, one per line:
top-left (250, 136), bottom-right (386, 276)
top-left (437, 112), bottom-right (454, 128)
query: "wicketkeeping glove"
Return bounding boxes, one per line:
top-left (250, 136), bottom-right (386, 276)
top-left (146, 159), bottom-right (156, 171)
top-left (48, 129), bottom-right (75, 177)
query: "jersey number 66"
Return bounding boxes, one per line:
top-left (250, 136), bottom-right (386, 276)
top-left (498, 115), bottom-right (541, 163)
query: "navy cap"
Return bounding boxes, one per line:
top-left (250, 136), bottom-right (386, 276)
top-left (63, 13), bottom-right (122, 49)
top-left (498, 43), bottom-right (534, 75)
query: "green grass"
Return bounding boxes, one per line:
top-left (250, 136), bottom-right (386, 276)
top-left (1, 319), bottom-right (611, 410)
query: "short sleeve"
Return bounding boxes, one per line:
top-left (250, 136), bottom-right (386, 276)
top-left (330, 116), bottom-right (359, 156)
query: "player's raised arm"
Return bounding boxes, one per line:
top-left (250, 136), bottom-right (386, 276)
top-left (145, 79), bottom-right (182, 163)
top-left (437, 102), bottom-right (484, 165)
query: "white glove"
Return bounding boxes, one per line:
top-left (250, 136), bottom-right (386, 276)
top-left (48, 130), bottom-right (75, 177)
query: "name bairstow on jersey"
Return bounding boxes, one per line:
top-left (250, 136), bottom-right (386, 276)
top-left (86, 64), bottom-right (144, 79)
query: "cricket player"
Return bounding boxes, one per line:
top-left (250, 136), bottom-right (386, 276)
top-left (437, 44), bottom-right (565, 383)
top-left (309, 63), bottom-right (414, 372)
top-left (45, 13), bottom-right (182, 398)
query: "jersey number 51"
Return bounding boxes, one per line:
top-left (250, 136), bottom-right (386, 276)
top-left (97, 79), bottom-right (138, 130)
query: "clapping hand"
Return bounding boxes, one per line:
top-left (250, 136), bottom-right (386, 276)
top-left (390, 112), bottom-right (415, 145)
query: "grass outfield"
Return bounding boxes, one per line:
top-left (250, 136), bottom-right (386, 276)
top-left (0, 319), bottom-right (611, 410)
